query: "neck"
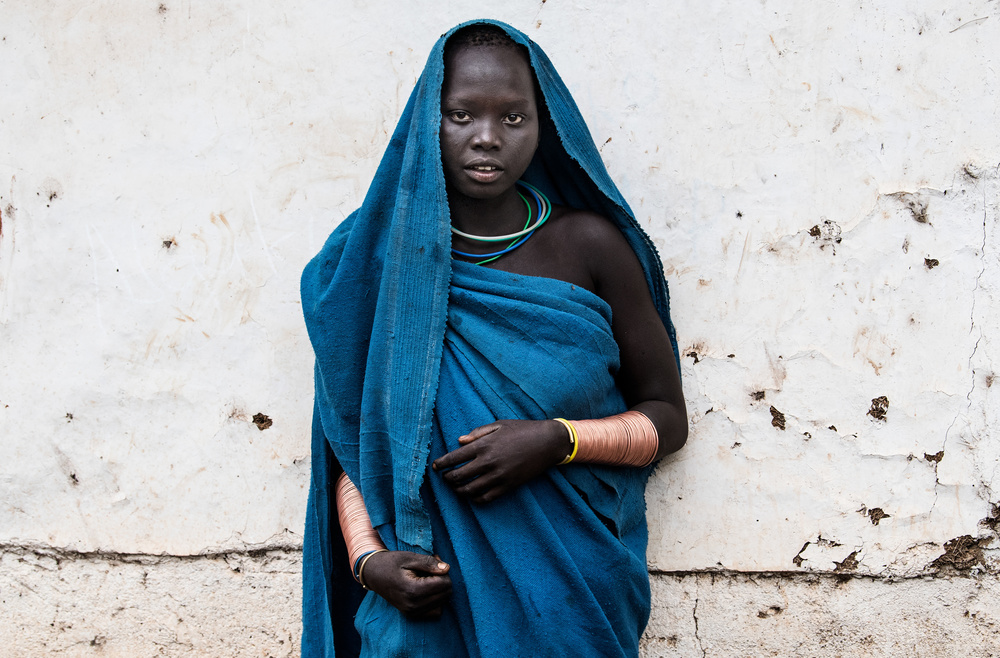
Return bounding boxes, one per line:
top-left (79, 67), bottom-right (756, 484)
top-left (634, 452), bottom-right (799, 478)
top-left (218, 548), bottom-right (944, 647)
top-left (448, 185), bottom-right (529, 253)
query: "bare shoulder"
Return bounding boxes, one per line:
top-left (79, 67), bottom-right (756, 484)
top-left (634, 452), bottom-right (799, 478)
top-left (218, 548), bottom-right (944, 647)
top-left (543, 206), bottom-right (642, 287)
top-left (548, 207), bottom-right (627, 248)
top-left (543, 207), bottom-right (633, 266)
top-left (495, 204), bottom-right (643, 295)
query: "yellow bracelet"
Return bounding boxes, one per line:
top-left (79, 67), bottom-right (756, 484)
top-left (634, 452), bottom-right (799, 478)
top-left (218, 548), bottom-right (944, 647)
top-left (554, 418), bottom-right (579, 465)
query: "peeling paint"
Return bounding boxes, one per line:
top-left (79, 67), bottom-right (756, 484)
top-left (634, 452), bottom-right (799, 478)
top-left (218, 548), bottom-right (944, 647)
top-left (867, 396), bottom-right (889, 422)
top-left (931, 535), bottom-right (989, 572)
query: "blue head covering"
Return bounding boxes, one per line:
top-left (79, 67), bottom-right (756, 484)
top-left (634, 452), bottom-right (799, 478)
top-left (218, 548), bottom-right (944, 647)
top-left (300, 19), bottom-right (678, 656)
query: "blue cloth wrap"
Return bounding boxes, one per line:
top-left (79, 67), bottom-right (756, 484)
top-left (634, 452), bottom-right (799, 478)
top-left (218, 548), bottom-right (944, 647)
top-left (300, 19), bottom-right (679, 658)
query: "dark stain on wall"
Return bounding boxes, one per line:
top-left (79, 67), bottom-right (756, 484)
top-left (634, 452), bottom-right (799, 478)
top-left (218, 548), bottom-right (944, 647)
top-left (867, 508), bottom-right (889, 525)
top-left (868, 396), bottom-right (889, 422)
top-left (792, 541), bottom-right (810, 567)
top-left (1, 204), bottom-right (15, 239)
top-left (981, 504), bottom-right (1000, 533)
top-left (931, 535), bottom-right (987, 571)
top-left (252, 413), bottom-right (273, 431)
top-left (834, 550), bottom-right (859, 572)
top-left (889, 192), bottom-right (930, 225)
top-left (808, 220), bottom-right (842, 253)
top-left (770, 406), bottom-right (786, 430)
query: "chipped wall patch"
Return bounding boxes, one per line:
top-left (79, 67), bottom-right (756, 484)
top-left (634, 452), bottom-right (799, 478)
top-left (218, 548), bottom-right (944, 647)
top-left (252, 413), bottom-right (273, 431)
top-left (930, 536), bottom-right (988, 571)
top-left (867, 396), bottom-right (889, 421)
top-left (769, 406), bottom-right (786, 430)
top-left (867, 508), bottom-right (889, 525)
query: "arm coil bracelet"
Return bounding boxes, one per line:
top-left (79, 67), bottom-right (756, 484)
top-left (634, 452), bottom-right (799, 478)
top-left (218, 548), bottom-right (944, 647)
top-left (335, 472), bottom-right (387, 585)
top-left (556, 410), bottom-right (659, 467)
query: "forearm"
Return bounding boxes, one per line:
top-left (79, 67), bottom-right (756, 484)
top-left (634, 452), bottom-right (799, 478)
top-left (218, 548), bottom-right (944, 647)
top-left (336, 473), bottom-right (452, 616)
top-left (554, 399), bottom-right (687, 466)
top-left (335, 472), bottom-right (386, 586)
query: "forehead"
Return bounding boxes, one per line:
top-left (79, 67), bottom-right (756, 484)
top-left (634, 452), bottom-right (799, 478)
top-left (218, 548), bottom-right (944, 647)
top-left (442, 45), bottom-right (536, 97)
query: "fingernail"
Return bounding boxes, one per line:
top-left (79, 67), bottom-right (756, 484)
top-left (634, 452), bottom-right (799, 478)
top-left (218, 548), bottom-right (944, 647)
top-left (438, 562), bottom-right (447, 570)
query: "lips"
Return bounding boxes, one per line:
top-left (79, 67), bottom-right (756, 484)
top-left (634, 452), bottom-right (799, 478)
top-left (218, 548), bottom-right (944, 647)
top-left (465, 161), bottom-right (504, 184)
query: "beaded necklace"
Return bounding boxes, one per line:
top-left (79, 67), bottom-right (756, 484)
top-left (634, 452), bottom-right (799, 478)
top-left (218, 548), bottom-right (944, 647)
top-left (451, 181), bottom-right (552, 265)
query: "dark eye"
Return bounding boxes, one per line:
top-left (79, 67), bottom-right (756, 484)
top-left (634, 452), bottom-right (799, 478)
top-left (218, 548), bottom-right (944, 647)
top-left (503, 114), bottom-right (524, 125)
top-left (450, 111), bottom-right (471, 122)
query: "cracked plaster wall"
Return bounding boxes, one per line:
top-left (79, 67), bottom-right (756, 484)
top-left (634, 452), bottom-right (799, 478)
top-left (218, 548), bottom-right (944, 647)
top-left (1, 0), bottom-right (999, 655)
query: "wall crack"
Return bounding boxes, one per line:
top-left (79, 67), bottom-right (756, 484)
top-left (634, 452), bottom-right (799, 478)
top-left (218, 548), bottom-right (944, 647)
top-left (693, 595), bottom-right (707, 657)
top-left (0, 541), bottom-right (303, 565)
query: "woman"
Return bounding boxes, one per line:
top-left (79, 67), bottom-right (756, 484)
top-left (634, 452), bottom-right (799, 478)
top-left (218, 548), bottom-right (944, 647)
top-left (301, 20), bottom-right (686, 658)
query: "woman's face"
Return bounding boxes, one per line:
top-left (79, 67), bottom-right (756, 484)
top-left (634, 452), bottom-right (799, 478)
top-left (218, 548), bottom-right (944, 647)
top-left (440, 45), bottom-right (540, 201)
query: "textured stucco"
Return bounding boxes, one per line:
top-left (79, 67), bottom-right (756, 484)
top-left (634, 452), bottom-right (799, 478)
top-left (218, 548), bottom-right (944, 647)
top-left (2, 0), bottom-right (1000, 654)
top-left (3, 549), bottom-right (999, 657)
top-left (1, 547), bottom-right (301, 657)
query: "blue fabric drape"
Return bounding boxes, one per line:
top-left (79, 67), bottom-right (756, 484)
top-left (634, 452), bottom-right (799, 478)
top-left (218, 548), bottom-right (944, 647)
top-left (352, 261), bottom-right (652, 656)
top-left (301, 19), bottom-right (678, 657)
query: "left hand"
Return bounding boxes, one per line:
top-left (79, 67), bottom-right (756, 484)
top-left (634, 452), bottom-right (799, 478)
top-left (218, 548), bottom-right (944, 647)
top-left (431, 419), bottom-right (571, 503)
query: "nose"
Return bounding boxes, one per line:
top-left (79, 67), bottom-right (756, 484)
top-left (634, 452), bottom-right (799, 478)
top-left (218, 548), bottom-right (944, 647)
top-left (471, 119), bottom-right (501, 150)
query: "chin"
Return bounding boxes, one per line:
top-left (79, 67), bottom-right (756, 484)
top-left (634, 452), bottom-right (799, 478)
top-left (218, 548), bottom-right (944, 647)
top-left (449, 177), bottom-right (516, 201)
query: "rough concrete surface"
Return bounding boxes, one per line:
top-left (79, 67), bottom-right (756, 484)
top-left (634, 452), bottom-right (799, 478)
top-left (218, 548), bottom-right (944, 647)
top-left (4, 548), bottom-right (1000, 657)
top-left (642, 572), bottom-right (1000, 657)
top-left (0, 547), bottom-right (301, 658)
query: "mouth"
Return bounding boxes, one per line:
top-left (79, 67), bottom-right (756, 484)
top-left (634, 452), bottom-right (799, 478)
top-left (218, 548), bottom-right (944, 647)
top-left (464, 163), bottom-right (504, 183)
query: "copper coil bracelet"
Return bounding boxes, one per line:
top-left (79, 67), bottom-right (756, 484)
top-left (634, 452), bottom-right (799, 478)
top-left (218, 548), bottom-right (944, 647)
top-left (335, 472), bottom-right (387, 585)
top-left (555, 410), bottom-right (658, 467)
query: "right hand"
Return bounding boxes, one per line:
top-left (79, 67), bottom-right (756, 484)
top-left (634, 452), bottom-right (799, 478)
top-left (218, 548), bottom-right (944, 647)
top-left (361, 551), bottom-right (452, 619)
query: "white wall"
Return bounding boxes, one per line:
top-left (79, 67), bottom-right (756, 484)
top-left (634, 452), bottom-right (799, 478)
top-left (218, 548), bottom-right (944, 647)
top-left (2, 1), bottom-right (998, 655)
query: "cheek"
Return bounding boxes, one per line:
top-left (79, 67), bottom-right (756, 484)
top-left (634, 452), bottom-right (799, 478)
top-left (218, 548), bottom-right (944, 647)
top-left (439, 129), bottom-right (462, 167)
top-left (519, 128), bottom-right (540, 163)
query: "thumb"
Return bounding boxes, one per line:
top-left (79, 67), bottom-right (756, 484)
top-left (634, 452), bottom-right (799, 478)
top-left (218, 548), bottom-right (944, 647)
top-left (458, 423), bottom-right (501, 445)
top-left (404, 553), bottom-right (450, 575)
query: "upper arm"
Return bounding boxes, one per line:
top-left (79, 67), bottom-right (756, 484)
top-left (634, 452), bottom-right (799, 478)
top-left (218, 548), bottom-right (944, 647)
top-left (571, 214), bottom-right (687, 453)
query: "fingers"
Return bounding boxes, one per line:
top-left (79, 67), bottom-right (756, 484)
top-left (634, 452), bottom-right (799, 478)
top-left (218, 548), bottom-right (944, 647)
top-left (440, 455), bottom-right (491, 487)
top-left (397, 554), bottom-right (452, 618)
top-left (433, 423), bottom-right (505, 473)
top-left (401, 552), bottom-right (450, 576)
top-left (451, 468), bottom-right (499, 498)
top-left (407, 588), bottom-right (452, 618)
top-left (405, 588), bottom-right (452, 619)
top-left (431, 442), bottom-right (479, 472)
top-left (366, 551), bottom-right (454, 619)
top-left (457, 423), bottom-right (501, 445)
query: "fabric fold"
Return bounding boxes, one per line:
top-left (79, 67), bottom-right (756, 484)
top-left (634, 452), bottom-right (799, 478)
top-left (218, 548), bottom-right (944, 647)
top-left (354, 261), bottom-right (651, 657)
